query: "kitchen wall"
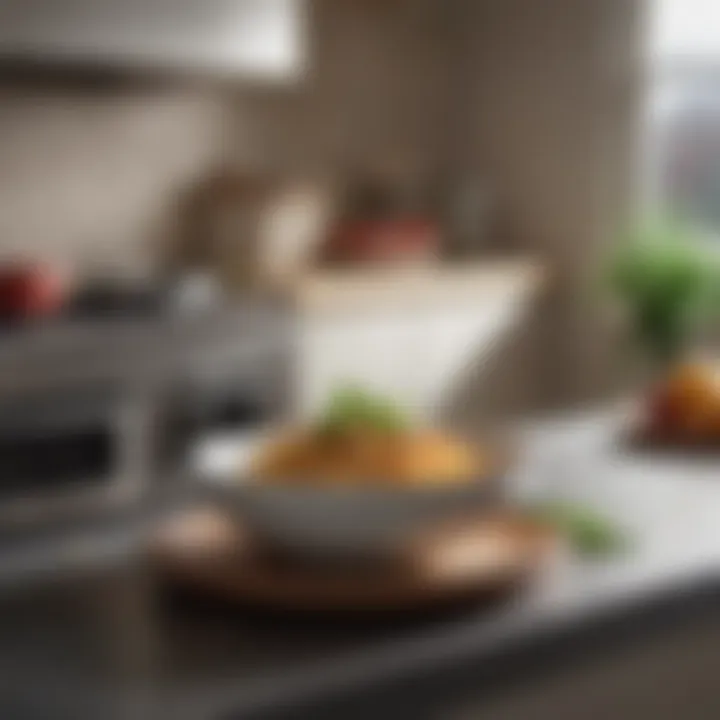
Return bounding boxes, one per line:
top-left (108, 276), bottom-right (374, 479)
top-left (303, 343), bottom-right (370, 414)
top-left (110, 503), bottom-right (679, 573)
top-left (0, 0), bottom-right (644, 411)
top-left (229, 0), bottom-right (446, 180)
top-left (228, 0), bottom-right (646, 414)
top-left (0, 77), bottom-right (233, 272)
top-left (447, 0), bottom-right (646, 409)
top-left (0, 0), bottom-right (446, 273)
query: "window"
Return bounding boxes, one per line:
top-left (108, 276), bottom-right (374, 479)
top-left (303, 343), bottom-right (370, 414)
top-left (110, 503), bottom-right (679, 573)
top-left (648, 0), bottom-right (720, 232)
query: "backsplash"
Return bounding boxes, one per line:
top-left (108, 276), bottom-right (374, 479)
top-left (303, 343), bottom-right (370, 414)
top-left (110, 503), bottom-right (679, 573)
top-left (0, 0), bottom-right (445, 275)
top-left (0, 80), bottom-right (234, 273)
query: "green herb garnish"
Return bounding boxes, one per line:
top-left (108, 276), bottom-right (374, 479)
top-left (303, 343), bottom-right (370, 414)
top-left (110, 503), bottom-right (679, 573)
top-left (531, 502), bottom-right (629, 558)
top-left (316, 385), bottom-right (409, 436)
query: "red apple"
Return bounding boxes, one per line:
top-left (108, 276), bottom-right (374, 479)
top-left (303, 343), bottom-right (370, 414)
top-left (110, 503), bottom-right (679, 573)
top-left (0, 265), bottom-right (67, 318)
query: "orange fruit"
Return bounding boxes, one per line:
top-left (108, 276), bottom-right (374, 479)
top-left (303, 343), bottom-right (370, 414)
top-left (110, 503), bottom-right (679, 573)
top-left (662, 362), bottom-right (720, 439)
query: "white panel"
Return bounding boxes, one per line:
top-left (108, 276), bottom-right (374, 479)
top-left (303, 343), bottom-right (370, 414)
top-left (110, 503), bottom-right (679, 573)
top-left (420, 298), bottom-right (523, 417)
top-left (652, 0), bottom-right (720, 61)
top-left (296, 313), bottom-right (419, 420)
top-left (0, 0), bottom-right (303, 78)
top-left (294, 278), bottom-right (535, 423)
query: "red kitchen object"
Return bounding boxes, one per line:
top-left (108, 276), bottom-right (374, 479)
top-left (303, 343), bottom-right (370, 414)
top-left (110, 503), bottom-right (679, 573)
top-left (324, 217), bottom-right (440, 266)
top-left (0, 264), bottom-right (68, 319)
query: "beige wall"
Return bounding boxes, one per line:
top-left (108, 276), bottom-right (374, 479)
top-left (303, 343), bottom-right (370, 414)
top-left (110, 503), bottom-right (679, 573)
top-left (0, 78), bottom-right (233, 272)
top-left (230, 0), bottom-right (446, 178)
top-left (452, 0), bottom-right (645, 409)
top-left (0, 0), bottom-right (445, 273)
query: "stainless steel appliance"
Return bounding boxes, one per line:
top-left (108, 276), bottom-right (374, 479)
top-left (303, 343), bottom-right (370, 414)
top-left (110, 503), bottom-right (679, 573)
top-left (0, 299), bottom-right (289, 527)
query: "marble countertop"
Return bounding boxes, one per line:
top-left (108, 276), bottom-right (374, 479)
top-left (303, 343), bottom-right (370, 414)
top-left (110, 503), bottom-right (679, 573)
top-left (1, 411), bottom-right (719, 719)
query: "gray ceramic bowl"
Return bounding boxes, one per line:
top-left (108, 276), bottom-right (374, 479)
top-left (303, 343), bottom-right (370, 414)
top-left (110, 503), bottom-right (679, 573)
top-left (192, 430), bottom-right (507, 558)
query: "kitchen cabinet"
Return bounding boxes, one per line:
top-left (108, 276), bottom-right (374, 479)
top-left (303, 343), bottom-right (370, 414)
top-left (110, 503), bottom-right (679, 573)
top-left (0, 0), bottom-right (305, 80)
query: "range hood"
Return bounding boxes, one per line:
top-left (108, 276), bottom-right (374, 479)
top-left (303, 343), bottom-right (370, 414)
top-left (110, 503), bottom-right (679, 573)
top-left (0, 0), bottom-right (304, 79)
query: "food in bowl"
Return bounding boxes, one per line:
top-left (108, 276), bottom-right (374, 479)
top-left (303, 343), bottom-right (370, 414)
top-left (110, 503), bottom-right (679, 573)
top-left (193, 387), bottom-right (504, 557)
top-left (252, 386), bottom-right (488, 486)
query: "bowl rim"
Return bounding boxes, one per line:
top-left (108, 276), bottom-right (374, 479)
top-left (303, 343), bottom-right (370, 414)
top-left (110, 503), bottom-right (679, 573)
top-left (192, 426), bottom-right (513, 496)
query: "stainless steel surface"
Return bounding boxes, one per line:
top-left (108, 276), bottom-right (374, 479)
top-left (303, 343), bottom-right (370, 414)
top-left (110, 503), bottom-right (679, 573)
top-left (0, 300), bottom-right (290, 526)
top-left (0, 302), bottom-right (290, 393)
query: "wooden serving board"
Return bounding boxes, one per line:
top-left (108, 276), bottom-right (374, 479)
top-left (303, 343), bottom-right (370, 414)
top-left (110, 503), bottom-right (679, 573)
top-left (154, 509), bottom-right (556, 614)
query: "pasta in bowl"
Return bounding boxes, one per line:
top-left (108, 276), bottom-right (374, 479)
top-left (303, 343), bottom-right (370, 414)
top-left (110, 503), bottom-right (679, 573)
top-left (253, 429), bottom-right (483, 487)
top-left (195, 387), bottom-right (508, 557)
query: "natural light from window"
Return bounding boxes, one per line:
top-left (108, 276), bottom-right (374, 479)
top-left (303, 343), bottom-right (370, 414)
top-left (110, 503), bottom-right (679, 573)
top-left (652, 0), bottom-right (720, 62)
top-left (648, 0), bottom-right (720, 233)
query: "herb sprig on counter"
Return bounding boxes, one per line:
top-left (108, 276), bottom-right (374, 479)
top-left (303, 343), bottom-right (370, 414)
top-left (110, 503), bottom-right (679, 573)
top-left (530, 502), bottom-right (629, 558)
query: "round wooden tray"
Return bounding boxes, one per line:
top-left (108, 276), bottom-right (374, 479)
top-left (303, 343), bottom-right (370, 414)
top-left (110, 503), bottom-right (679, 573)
top-left (154, 509), bottom-right (556, 614)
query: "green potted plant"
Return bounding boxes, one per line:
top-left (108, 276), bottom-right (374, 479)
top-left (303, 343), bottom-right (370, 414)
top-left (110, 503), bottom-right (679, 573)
top-left (607, 219), bottom-right (720, 371)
